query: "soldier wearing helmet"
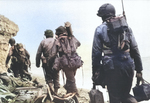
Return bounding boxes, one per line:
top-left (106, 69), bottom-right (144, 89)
top-left (97, 3), bottom-right (116, 21)
top-left (36, 30), bottom-right (60, 94)
top-left (6, 39), bottom-right (31, 80)
top-left (53, 22), bottom-right (82, 97)
top-left (92, 3), bottom-right (143, 103)
top-left (9, 38), bottom-right (16, 46)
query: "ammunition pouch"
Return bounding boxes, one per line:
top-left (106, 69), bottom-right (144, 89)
top-left (102, 56), bottom-right (114, 71)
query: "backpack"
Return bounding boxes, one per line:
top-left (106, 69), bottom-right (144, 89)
top-left (103, 15), bottom-right (130, 52)
top-left (53, 36), bottom-right (83, 71)
top-left (107, 15), bottom-right (128, 33)
top-left (53, 53), bottom-right (83, 71)
top-left (61, 53), bottom-right (83, 70)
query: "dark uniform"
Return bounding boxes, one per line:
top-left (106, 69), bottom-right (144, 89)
top-left (6, 43), bottom-right (31, 80)
top-left (36, 30), bottom-right (60, 94)
top-left (92, 3), bottom-right (143, 103)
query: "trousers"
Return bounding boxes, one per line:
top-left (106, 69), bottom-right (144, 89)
top-left (104, 53), bottom-right (138, 103)
top-left (42, 62), bottom-right (60, 89)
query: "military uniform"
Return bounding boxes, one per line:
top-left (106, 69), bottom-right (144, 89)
top-left (92, 3), bottom-right (143, 103)
top-left (55, 26), bottom-right (81, 93)
top-left (6, 43), bottom-right (31, 80)
top-left (36, 30), bottom-right (60, 93)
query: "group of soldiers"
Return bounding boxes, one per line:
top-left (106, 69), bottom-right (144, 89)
top-left (4, 2), bottom-right (145, 103)
top-left (35, 22), bottom-right (82, 96)
top-left (5, 22), bottom-right (82, 102)
top-left (6, 38), bottom-right (32, 81)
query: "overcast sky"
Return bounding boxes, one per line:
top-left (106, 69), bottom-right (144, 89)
top-left (1, 0), bottom-right (150, 62)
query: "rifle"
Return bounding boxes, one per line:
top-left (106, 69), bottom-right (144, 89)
top-left (121, 0), bottom-right (126, 20)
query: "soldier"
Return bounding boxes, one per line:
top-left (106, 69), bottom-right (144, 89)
top-left (53, 22), bottom-right (82, 95)
top-left (36, 30), bottom-right (60, 94)
top-left (7, 38), bottom-right (16, 73)
top-left (6, 41), bottom-right (31, 80)
top-left (92, 3), bottom-right (143, 103)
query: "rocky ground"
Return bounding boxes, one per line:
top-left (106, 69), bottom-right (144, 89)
top-left (32, 74), bottom-right (90, 103)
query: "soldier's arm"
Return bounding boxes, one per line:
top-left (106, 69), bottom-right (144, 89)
top-left (129, 28), bottom-right (143, 72)
top-left (25, 49), bottom-right (30, 59)
top-left (92, 27), bottom-right (103, 77)
top-left (36, 42), bottom-right (43, 67)
top-left (6, 46), bottom-right (14, 65)
top-left (24, 49), bottom-right (31, 68)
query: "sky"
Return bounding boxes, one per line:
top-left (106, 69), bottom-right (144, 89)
top-left (0, 0), bottom-right (150, 62)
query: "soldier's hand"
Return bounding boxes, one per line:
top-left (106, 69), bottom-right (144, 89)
top-left (65, 22), bottom-right (71, 27)
top-left (136, 71), bottom-right (143, 86)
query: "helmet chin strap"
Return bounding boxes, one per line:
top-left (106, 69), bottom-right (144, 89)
top-left (102, 15), bottom-right (115, 22)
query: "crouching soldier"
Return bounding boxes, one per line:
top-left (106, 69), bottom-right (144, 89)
top-left (6, 42), bottom-right (32, 80)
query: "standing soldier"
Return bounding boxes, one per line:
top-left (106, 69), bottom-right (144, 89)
top-left (6, 41), bottom-right (31, 80)
top-left (36, 30), bottom-right (60, 94)
top-left (92, 3), bottom-right (143, 103)
top-left (53, 22), bottom-right (82, 95)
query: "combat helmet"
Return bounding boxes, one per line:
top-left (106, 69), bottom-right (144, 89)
top-left (9, 38), bottom-right (16, 46)
top-left (44, 30), bottom-right (53, 37)
top-left (97, 3), bottom-right (116, 20)
top-left (55, 26), bottom-right (67, 36)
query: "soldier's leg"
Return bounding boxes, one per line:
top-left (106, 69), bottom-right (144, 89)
top-left (122, 95), bottom-right (138, 103)
top-left (106, 68), bottom-right (134, 103)
top-left (13, 63), bottom-right (20, 78)
top-left (43, 63), bottom-right (55, 94)
top-left (53, 70), bottom-right (60, 94)
top-left (23, 65), bottom-right (32, 80)
top-left (63, 68), bottom-right (77, 93)
top-left (18, 63), bottom-right (25, 79)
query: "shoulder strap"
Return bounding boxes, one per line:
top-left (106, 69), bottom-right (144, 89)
top-left (49, 39), bottom-right (56, 54)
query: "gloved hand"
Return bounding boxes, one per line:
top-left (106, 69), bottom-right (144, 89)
top-left (92, 65), bottom-right (105, 88)
top-left (136, 71), bottom-right (143, 86)
top-left (65, 22), bottom-right (71, 27)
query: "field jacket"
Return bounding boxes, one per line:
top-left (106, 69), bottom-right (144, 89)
top-left (36, 37), bottom-right (55, 67)
top-left (92, 22), bottom-right (143, 75)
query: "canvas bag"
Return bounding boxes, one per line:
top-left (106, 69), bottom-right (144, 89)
top-left (53, 53), bottom-right (83, 71)
top-left (62, 53), bottom-right (83, 70)
top-left (89, 84), bottom-right (104, 103)
top-left (133, 79), bottom-right (150, 102)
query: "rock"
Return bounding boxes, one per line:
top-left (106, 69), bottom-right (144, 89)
top-left (0, 14), bottom-right (19, 73)
top-left (0, 15), bottom-right (19, 36)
